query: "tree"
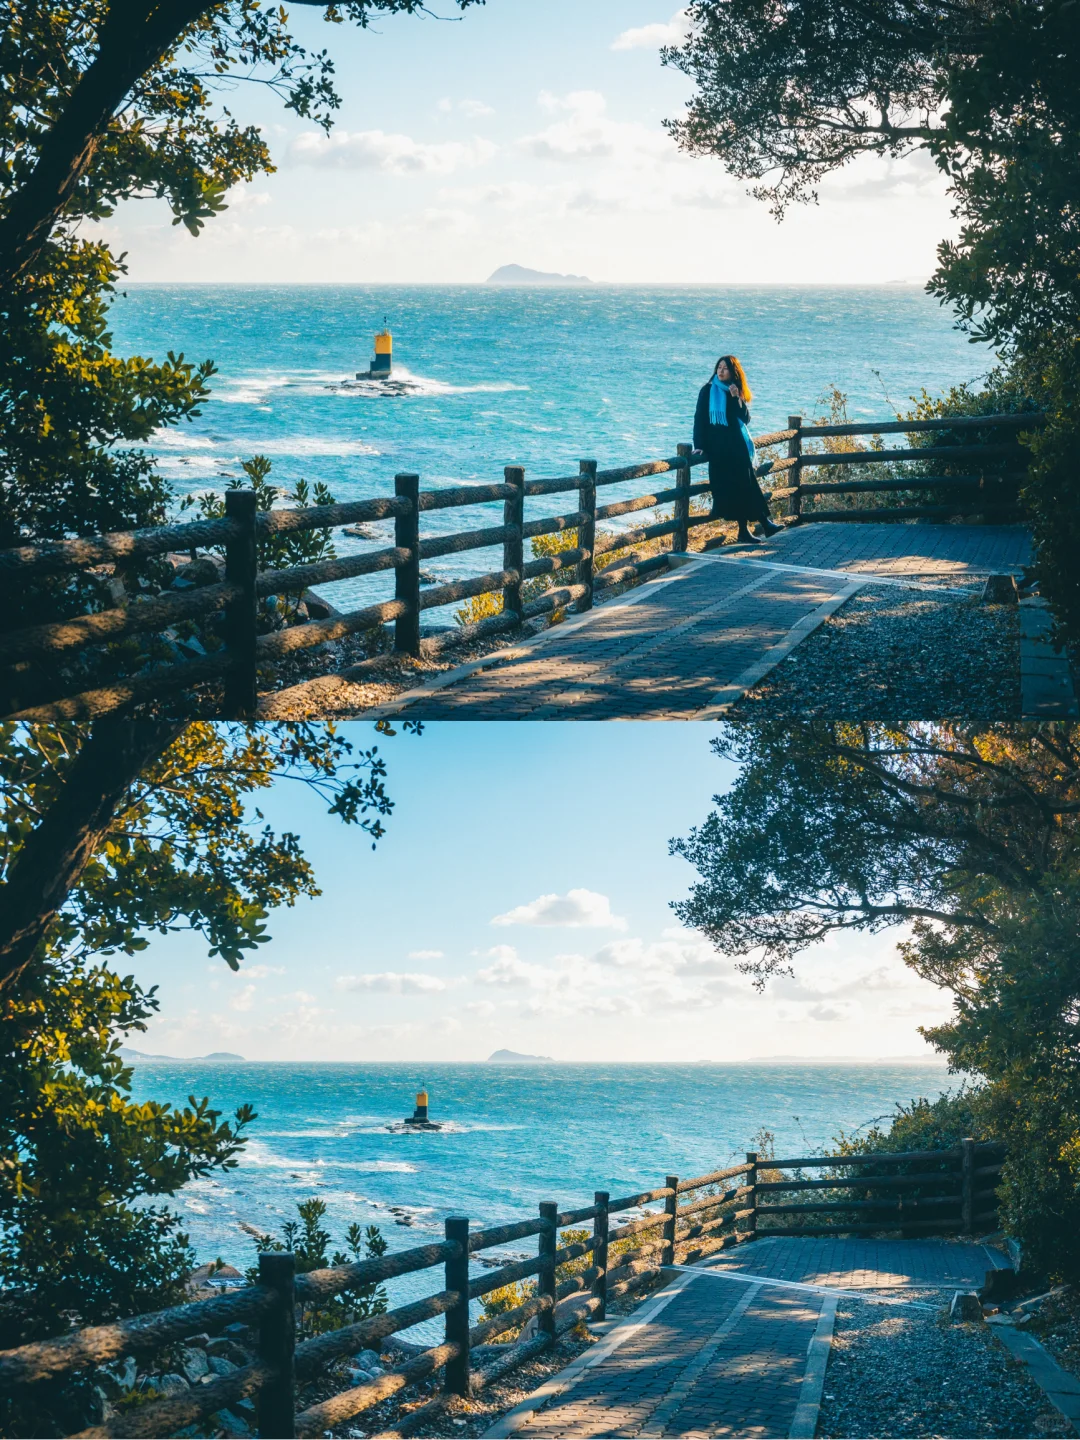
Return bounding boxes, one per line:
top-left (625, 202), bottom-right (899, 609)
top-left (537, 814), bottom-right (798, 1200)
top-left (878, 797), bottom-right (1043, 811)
top-left (671, 721), bottom-right (1080, 1276)
top-left (0, 1), bottom-right (482, 589)
top-left (662, 1), bottom-right (1080, 640)
top-left (0, 719), bottom-right (419, 1344)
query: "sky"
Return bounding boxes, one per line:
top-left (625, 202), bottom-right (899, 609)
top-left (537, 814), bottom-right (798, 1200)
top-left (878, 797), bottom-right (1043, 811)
top-left (127, 723), bottom-right (954, 1063)
top-left (101, 0), bottom-right (958, 284)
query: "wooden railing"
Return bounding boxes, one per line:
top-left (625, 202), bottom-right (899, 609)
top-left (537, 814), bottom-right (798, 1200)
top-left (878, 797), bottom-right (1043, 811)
top-left (0, 1140), bottom-right (1004, 1438)
top-left (776, 410), bottom-right (1045, 522)
top-left (0, 1159), bottom-right (755, 1439)
top-left (0, 412), bottom-right (1042, 722)
top-left (753, 1139), bottom-right (1004, 1238)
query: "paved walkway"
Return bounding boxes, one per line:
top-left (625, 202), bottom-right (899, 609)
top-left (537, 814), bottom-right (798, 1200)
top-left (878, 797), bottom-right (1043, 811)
top-left (371, 523), bottom-right (1032, 722)
top-left (487, 1237), bottom-right (1003, 1440)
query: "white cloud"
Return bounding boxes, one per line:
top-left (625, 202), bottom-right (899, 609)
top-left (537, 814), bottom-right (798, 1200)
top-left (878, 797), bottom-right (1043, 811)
top-left (230, 985), bottom-right (256, 1013)
top-left (408, 949), bottom-right (445, 961)
top-left (438, 97), bottom-right (495, 118)
top-left (517, 92), bottom-right (676, 170)
top-left (242, 964), bottom-right (285, 979)
top-left (291, 129), bottom-right (497, 174)
top-left (336, 971), bottom-right (448, 994)
top-left (491, 887), bottom-right (626, 931)
top-left (611, 10), bottom-right (690, 51)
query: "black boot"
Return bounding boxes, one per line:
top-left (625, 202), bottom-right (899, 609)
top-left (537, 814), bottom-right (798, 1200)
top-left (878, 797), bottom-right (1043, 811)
top-left (736, 523), bottom-right (760, 544)
top-left (757, 517), bottom-right (782, 538)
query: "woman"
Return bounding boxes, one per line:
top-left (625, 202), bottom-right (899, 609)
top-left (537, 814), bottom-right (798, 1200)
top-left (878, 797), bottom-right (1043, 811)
top-left (692, 356), bottom-right (780, 543)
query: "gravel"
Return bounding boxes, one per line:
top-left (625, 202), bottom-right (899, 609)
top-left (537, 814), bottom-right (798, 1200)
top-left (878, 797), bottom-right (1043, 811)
top-left (818, 1289), bottom-right (1070, 1439)
top-left (732, 583), bottom-right (1021, 719)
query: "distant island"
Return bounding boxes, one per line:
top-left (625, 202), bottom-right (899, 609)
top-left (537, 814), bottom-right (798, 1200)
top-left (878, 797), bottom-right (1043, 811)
top-left (487, 1048), bottom-right (554, 1062)
top-left (119, 1047), bottom-right (245, 1062)
top-left (486, 264), bottom-right (592, 286)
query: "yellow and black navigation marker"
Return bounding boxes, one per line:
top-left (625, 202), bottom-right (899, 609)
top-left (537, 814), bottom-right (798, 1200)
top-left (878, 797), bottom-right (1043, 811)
top-left (357, 320), bottom-right (393, 379)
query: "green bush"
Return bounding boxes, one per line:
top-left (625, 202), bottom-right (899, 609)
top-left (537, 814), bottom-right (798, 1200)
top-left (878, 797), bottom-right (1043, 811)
top-left (245, 1198), bottom-right (388, 1338)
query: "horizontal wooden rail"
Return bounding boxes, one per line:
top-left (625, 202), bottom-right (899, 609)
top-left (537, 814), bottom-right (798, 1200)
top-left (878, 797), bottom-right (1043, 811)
top-left (294, 1339), bottom-right (463, 1436)
top-left (469, 1254), bottom-right (546, 1299)
top-left (608, 1210), bottom-right (669, 1244)
top-left (677, 1163), bottom-right (754, 1193)
top-left (595, 518), bottom-right (680, 555)
top-left (608, 1185), bottom-right (676, 1210)
top-left (521, 510), bottom-right (587, 540)
top-left (799, 443), bottom-right (1020, 467)
top-left (0, 580), bottom-right (240, 664)
top-left (294, 1238), bottom-right (461, 1304)
top-left (0, 1285), bottom-right (278, 1389)
top-left (468, 1216), bottom-right (551, 1250)
top-left (805, 412), bottom-right (1044, 439)
top-left (260, 496), bottom-right (410, 538)
top-left (767, 1148), bottom-right (964, 1169)
top-left (677, 1187), bottom-right (741, 1218)
top-left (0, 515), bottom-right (242, 580)
top-left (419, 524), bottom-right (514, 560)
top-left (800, 474), bottom-right (1021, 497)
top-left (294, 1290), bottom-right (461, 1378)
top-left (258, 546), bottom-right (409, 596)
top-left (418, 567), bottom-right (520, 611)
top-left (8, 650), bottom-right (239, 725)
top-left (756, 1171), bottom-right (959, 1193)
top-left (255, 598), bottom-right (408, 660)
top-left (418, 483), bottom-right (516, 511)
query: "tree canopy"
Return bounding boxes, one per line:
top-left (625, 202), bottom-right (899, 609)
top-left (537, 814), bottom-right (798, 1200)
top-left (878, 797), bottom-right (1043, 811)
top-left (673, 721), bottom-right (1080, 1275)
top-left (663, 2), bottom-right (1080, 638)
top-left (0, 719), bottom-right (418, 1346)
top-left (0, 0), bottom-right (481, 558)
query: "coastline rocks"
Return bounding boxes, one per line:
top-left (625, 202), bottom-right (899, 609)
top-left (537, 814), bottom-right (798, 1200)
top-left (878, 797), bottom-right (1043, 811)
top-left (355, 1349), bottom-right (382, 1371)
top-left (178, 1345), bottom-right (210, 1383)
top-left (207, 1354), bottom-right (239, 1377)
top-left (156, 1373), bottom-right (191, 1398)
top-left (100, 1355), bottom-right (138, 1391)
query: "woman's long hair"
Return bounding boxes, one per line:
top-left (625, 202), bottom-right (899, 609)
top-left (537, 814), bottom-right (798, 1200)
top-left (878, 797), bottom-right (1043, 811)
top-left (714, 355), bottom-right (752, 402)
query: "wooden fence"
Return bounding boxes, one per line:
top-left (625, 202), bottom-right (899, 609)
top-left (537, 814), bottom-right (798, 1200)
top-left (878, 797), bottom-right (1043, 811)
top-left (0, 1140), bottom-right (1003, 1439)
top-left (0, 412), bottom-right (1041, 722)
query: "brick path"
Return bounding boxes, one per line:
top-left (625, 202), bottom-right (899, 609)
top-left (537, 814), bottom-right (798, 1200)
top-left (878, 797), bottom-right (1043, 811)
top-left (488, 1237), bottom-right (1001, 1440)
top-left (373, 523), bottom-right (1032, 722)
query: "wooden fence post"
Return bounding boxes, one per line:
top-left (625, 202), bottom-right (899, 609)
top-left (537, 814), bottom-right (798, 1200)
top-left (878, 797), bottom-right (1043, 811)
top-left (673, 444), bottom-right (692, 553)
top-left (576, 459), bottom-right (597, 613)
top-left (743, 1152), bottom-right (759, 1240)
top-left (786, 417), bottom-right (803, 522)
top-left (538, 1201), bottom-right (558, 1339)
top-left (592, 1190), bottom-right (609, 1321)
top-left (663, 1175), bottom-right (679, 1269)
top-left (394, 472), bottom-right (421, 657)
top-left (257, 1250), bottom-right (296, 1439)
top-left (223, 488), bottom-right (258, 719)
top-left (961, 1138), bottom-right (976, 1236)
top-left (444, 1215), bottom-right (471, 1397)
top-left (502, 465), bottom-right (525, 625)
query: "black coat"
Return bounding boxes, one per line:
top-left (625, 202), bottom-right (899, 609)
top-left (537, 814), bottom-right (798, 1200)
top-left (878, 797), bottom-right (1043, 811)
top-left (692, 382), bottom-right (769, 523)
top-left (693, 382), bottom-right (751, 456)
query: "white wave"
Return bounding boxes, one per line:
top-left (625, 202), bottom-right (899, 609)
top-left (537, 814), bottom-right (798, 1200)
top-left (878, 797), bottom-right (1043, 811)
top-left (152, 432), bottom-right (217, 450)
top-left (152, 437), bottom-right (380, 460)
top-left (336, 365), bottom-right (529, 398)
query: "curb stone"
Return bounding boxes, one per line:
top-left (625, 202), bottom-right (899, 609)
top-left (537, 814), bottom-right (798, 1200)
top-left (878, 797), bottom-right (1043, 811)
top-left (991, 1325), bottom-right (1080, 1434)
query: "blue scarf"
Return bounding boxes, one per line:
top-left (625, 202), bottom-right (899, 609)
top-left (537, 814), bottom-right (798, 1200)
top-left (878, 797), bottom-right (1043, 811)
top-left (708, 376), bottom-right (756, 462)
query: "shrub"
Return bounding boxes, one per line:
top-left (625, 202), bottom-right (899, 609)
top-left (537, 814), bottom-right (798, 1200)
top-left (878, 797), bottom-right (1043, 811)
top-left (245, 1199), bottom-right (388, 1338)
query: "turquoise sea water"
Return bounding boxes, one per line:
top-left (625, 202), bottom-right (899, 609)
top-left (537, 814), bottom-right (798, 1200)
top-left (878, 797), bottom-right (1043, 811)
top-left (129, 1059), bottom-right (952, 1334)
top-left (110, 285), bottom-right (992, 617)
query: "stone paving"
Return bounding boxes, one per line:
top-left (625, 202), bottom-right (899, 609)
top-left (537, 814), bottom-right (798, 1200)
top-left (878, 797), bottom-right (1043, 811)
top-left (738, 522), bottom-right (1031, 580)
top-left (492, 1237), bottom-right (1001, 1440)
top-left (374, 523), bottom-right (1033, 722)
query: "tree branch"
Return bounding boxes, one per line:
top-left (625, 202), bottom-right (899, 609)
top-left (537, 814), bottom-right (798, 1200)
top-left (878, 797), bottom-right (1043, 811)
top-left (0, 719), bottom-right (184, 997)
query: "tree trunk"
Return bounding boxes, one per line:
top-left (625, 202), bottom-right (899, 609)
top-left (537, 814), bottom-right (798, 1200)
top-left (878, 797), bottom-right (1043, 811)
top-left (0, 719), bottom-right (184, 996)
top-left (0, 0), bottom-right (209, 283)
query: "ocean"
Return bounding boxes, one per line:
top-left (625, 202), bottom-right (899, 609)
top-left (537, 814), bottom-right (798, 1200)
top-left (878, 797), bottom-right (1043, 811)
top-left (128, 1059), bottom-right (954, 1336)
top-left (110, 284), bottom-right (993, 620)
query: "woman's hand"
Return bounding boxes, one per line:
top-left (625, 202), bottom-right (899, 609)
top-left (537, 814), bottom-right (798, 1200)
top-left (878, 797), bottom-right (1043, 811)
top-left (728, 383), bottom-right (740, 398)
